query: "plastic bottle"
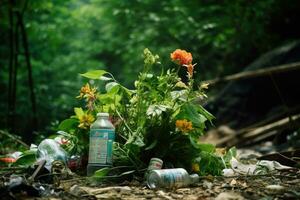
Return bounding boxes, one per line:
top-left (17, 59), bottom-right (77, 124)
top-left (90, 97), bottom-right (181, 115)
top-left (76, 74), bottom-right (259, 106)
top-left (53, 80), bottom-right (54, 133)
top-left (147, 168), bottom-right (199, 189)
top-left (87, 112), bottom-right (115, 176)
top-left (37, 139), bottom-right (68, 171)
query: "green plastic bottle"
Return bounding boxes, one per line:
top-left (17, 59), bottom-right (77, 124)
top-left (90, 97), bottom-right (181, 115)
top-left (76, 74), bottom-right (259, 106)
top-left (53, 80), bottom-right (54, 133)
top-left (87, 113), bottom-right (115, 176)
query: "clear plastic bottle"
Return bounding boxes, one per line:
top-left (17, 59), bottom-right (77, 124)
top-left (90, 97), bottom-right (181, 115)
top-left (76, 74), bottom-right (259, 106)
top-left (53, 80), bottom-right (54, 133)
top-left (147, 168), bottom-right (199, 189)
top-left (37, 139), bottom-right (68, 171)
top-left (87, 112), bottom-right (115, 176)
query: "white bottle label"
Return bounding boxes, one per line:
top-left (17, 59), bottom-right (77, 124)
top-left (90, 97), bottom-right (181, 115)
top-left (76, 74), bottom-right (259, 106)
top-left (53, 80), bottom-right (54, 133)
top-left (88, 129), bottom-right (115, 164)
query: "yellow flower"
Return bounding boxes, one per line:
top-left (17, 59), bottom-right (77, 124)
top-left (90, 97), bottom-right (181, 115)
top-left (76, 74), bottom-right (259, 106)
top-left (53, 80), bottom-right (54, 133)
top-left (78, 113), bottom-right (95, 129)
top-left (77, 83), bottom-right (97, 101)
top-left (175, 119), bottom-right (193, 133)
top-left (77, 83), bottom-right (97, 110)
top-left (192, 163), bottom-right (200, 173)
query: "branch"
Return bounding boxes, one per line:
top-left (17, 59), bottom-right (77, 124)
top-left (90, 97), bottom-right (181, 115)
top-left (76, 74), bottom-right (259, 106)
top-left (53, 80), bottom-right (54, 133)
top-left (217, 113), bottom-right (300, 147)
top-left (202, 62), bottom-right (300, 85)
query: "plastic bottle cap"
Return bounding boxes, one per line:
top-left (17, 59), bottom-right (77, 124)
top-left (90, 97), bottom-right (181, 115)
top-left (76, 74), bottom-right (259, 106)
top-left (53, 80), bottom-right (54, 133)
top-left (97, 113), bottom-right (109, 117)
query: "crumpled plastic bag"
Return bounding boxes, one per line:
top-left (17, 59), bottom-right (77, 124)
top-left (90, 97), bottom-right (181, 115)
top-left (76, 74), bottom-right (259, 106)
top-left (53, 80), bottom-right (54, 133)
top-left (223, 157), bottom-right (292, 176)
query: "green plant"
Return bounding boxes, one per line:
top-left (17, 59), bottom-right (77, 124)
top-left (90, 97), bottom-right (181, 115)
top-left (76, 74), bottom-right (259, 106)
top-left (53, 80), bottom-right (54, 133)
top-left (59, 48), bottom-right (231, 175)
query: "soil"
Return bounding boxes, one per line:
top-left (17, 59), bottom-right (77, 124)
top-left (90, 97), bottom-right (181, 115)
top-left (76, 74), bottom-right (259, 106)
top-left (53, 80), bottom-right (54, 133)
top-left (35, 169), bottom-right (300, 200)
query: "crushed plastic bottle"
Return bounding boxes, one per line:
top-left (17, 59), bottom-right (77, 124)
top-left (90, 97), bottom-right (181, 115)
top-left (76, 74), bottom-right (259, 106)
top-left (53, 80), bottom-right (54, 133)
top-left (37, 139), bottom-right (68, 171)
top-left (147, 168), bottom-right (199, 189)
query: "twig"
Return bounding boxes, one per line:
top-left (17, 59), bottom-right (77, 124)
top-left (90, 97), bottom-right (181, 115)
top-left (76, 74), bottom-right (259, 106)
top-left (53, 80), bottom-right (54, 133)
top-left (0, 130), bottom-right (29, 148)
top-left (217, 113), bottom-right (300, 147)
top-left (28, 160), bottom-right (46, 183)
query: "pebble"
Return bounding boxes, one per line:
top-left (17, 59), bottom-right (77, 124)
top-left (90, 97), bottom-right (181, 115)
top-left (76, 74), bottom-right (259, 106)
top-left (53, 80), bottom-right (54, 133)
top-left (176, 188), bottom-right (190, 193)
top-left (266, 185), bottom-right (286, 194)
top-left (215, 192), bottom-right (244, 200)
top-left (156, 190), bottom-right (173, 200)
top-left (202, 180), bottom-right (213, 189)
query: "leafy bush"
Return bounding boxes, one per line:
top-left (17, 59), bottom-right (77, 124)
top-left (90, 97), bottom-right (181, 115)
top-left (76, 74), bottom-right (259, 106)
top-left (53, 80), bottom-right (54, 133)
top-left (58, 48), bottom-right (234, 175)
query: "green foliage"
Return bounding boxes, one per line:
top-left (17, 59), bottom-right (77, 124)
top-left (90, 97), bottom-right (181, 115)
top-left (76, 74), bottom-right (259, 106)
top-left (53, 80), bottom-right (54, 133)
top-left (13, 150), bottom-right (37, 167)
top-left (0, 0), bottom-right (298, 141)
top-left (80, 70), bottom-right (109, 80)
top-left (57, 48), bottom-right (234, 176)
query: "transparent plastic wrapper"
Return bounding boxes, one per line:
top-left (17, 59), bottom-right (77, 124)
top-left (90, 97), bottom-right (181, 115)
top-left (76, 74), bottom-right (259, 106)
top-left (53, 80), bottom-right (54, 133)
top-left (37, 139), bottom-right (68, 171)
top-left (147, 168), bottom-right (199, 189)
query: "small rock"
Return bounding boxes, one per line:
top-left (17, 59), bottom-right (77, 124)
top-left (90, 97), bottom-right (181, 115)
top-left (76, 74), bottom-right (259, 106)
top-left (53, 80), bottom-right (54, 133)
top-left (202, 180), bottom-right (213, 189)
top-left (170, 193), bottom-right (184, 199)
top-left (176, 188), bottom-right (190, 193)
top-left (266, 185), bottom-right (286, 194)
top-left (69, 185), bottom-right (79, 195)
top-left (241, 182), bottom-right (247, 188)
top-left (215, 192), bottom-right (244, 200)
top-left (223, 169), bottom-right (235, 177)
top-left (184, 194), bottom-right (198, 200)
top-left (230, 179), bottom-right (237, 186)
top-left (156, 190), bottom-right (173, 200)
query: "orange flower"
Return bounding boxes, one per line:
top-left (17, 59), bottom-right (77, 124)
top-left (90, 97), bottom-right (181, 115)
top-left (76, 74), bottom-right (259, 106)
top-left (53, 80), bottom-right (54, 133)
top-left (170, 49), bottom-right (193, 65)
top-left (175, 119), bottom-right (193, 133)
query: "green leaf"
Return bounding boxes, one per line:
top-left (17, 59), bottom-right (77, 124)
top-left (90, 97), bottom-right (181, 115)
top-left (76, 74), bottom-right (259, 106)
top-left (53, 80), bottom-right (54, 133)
top-left (146, 105), bottom-right (170, 117)
top-left (133, 136), bottom-right (145, 147)
top-left (223, 146), bottom-right (237, 164)
top-left (145, 139), bottom-right (158, 150)
top-left (93, 167), bottom-right (111, 177)
top-left (176, 103), bottom-right (206, 130)
top-left (197, 105), bottom-right (215, 123)
top-left (14, 150), bottom-right (37, 167)
top-left (98, 93), bottom-right (121, 106)
top-left (170, 90), bottom-right (188, 101)
top-left (58, 118), bottom-right (78, 131)
top-left (80, 70), bottom-right (108, 79)
top-left (189, 135), bottom-right (215, 153)
top-left (197, 143), bottom-right (215, 153)
top-left (105, 82), bottom-right (120, 93)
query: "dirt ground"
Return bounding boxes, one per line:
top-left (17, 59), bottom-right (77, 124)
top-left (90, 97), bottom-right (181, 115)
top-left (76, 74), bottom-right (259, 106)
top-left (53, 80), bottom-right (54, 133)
top-left (2, 148), bottom-right (300, 200)
top-left (3, 169), bottom-right (300, 200)
top-left (38, 169), bottom-right (299, 200)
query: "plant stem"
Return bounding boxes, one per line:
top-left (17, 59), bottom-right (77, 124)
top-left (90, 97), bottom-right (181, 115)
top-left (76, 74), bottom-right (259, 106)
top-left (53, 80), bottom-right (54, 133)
top-left (115, 109), bottom-right (134, 137)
